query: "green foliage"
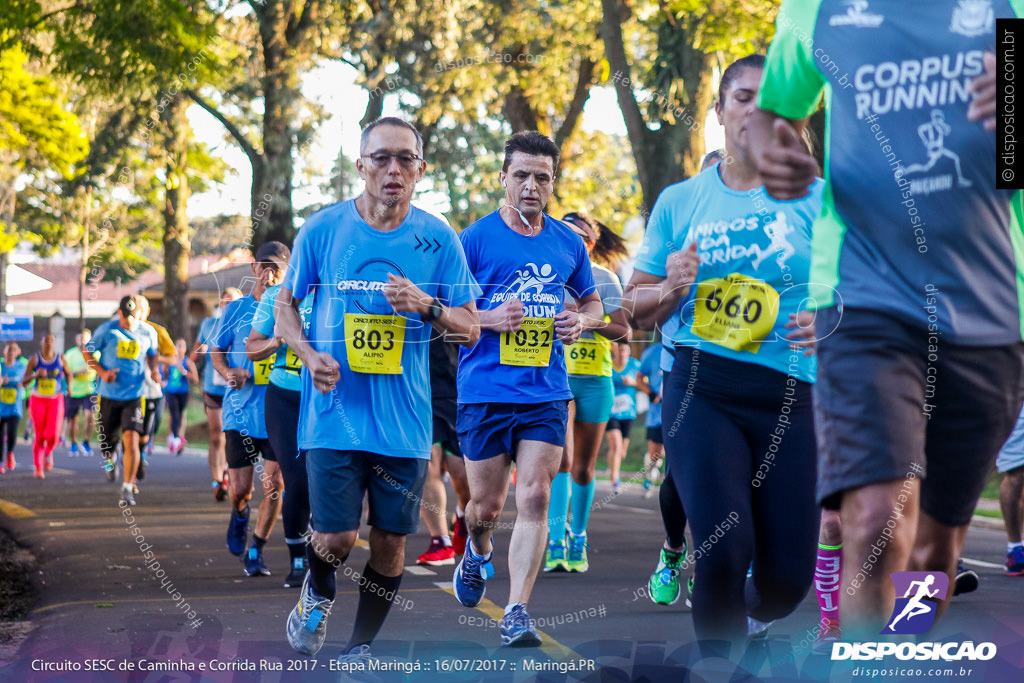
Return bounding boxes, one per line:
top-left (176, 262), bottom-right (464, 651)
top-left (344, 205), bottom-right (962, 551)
top-left (550, 130), bottom-right (641, 233)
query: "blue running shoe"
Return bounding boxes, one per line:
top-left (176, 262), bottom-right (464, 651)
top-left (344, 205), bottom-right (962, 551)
top-left (81, 442), bottom-right (92, 456)
top-left (226, 506), bottom-right (249, 556)
top-left (244, 547), bottom-right (271, 576)
top-left (453, 543), bottom-right (494, 607)
top-left (500, 603), bottom-right (542, 647)
top-left (70, 442), bottom-right (79, 456)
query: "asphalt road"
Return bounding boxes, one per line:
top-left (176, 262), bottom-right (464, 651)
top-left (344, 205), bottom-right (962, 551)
top-left (1, 442), bottom-right (1023, 683)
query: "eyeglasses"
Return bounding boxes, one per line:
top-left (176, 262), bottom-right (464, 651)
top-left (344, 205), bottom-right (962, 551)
top-left (361, 152), bottom-right (423, 169)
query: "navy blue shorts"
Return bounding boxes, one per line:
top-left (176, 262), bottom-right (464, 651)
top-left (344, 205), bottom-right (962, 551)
top-left (306, 449), bottom-right (428, 534)
top-left (457, 401), bottom-right (569, 461)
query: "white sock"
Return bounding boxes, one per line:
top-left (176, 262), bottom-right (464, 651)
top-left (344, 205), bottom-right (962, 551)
top-left (1008, 542), bottom-right (1022, 552)
top-left (439, 535), bottom-right (452, 548)
top-left (504, 602), bottom-right (524, 615)
top-left (456, 506), bottom-right (464, 518)
top-left (470, 540), bottom-right (492, 561)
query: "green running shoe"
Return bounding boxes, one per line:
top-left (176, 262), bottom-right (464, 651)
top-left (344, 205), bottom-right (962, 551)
top-left (543, 538), bottom-right (569, 572)
top-left (649, 547), bottom-right (684, 605)
top-left (566, 532), bottom-right (589, 573)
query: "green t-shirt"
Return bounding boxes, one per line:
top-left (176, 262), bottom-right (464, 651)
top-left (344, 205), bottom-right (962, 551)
top-left (64, 345), bottom-right (97, 398)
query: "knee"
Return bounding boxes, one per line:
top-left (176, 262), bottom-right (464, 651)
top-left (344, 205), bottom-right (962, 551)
top-left (844, 504), bottom-right (912, 550)
top-left (820, 512), bottom-right (842, 544)
top-left (313, 532), bottom-right (356, 563)
top-left (472, 499), bottom-right (503, 524)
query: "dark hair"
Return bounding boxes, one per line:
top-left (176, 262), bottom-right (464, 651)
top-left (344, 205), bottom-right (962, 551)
top-left (360, 117), bottom-right (424, 157)
top-left (718, 54), bottom-right (766, 103)
top-left (701, 149), bottom-right (725, 170)
top-left (502, 131), bottom-right (560, 172)
top-left (562, 211), bottom-right (630, 270)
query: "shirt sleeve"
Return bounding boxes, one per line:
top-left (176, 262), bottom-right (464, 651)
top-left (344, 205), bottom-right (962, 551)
top-left (212, 302), bottom-right (238, 351)
top-left (156, 325), bottom-right (175, 356)
top-left (633, 191), bottom-right (678, 278)
top-left (146, 326), bottom-right (160, 357)
top-left (435, 228), bottom-right (482, 309)
top-left (566, 242), bottom-right (596, 300)
top-left (757, 0), bottom-right (827, 120)
top-left (88, 324), bottom-right (105, 355)
top-left (251, 287), bottom-right (277, 337)
top-left (283, 222), bottom-right (319, 301)
top-left (595, 268), bottom-right (624, 315)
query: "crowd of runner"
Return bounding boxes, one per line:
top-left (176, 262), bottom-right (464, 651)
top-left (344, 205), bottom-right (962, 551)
top-left (3, 1), bottom-right (1024, 671)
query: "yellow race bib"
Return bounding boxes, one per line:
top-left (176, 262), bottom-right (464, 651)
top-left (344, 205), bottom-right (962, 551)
top-left (500, 317), bottom-right (554, 367)
top-left (285, 348), bottom-right (302, 375)
top-left (692, 274), bottom-right (780, 353)
top-left (0, 388), bottom-right (16, 404)
top-left (116, 339), bottom-right (140, 360)
top-left (565, 338), bottom-right (610, 375)
top-left (345, 314), bottom-right (406, 374)
top-left (254, 354), bottom-right (276, 385)
top-left (37, 379), bottom-right (58, 396)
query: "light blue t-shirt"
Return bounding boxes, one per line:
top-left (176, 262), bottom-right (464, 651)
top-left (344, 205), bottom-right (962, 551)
top-left (89, 319), bottom-right (158, 401)
top-left (0, 357), bottom-right (28, 418)
top-left (638, 345), bottom-right (663, 428)
top-left (457, 211), bottom-right (596, 404)
top-left (611, 356), bottom-right (641, 420)
top-left (634, 165), bottom-right (822, 383)
top-left (197, 316), bottom-right (227, 397)
top-left (284, 200), bottom-right (481, 459)
top-left (212, 295), bottom-right (269, 439)
top-left (251, 283), bottom-right (313, 393)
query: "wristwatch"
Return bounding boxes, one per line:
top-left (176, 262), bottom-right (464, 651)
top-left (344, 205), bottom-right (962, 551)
top-left (423, 297), bottom-right (444, 322)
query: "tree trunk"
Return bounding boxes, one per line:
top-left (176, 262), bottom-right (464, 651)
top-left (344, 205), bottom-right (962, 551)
top-left (0, 251), bottom-right (7, 314)
top-left (161, 94), bottom-right (192, 342)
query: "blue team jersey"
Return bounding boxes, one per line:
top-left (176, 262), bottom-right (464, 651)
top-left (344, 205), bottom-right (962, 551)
top-left (213, 295), bottom-right (269, 438)
top-left (0, 357), bottom-right (28, 418)
top-left (635, 166), bottom-right (821, 383)
top-left (457, 211), bottom-right (597, 404)
top-left (251, 283), bottom-right (313, 393)
top-left (197, 316), bottom-right (227, 397)
top-left (611, 357), bottom-right (641, 420)
top-left (89, 319), bottom-right (158, 401)
top-left (164, 362), bottom-right (190, 394)
top-left (283, 200), bottom-right (480, 459)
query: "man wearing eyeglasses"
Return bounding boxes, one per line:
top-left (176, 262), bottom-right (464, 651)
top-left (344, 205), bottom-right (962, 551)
top-left (211, 241), bottom-right (289, 577)
top-left (276, 117), bottom-right (480, 666)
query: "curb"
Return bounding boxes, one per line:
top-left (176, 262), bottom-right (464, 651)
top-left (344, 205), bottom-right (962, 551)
top-left (970, 514), bottom-right (1005, 532)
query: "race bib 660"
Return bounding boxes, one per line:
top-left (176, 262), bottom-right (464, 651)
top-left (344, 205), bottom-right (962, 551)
top-left (692, 274), bottom-right (780, 353)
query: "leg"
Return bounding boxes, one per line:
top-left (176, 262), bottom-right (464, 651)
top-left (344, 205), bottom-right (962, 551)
top-left (346, 527), bottom-right (408, 650)
top-left (815, 509), bottom-right (843, 635)
top-left (463, 453), bottom-right (512, 556)
top-left (907, 513), bottom-right (967, 623)
top-left (122, 430), bottom-right (141, 484)
top-left (569, 420), bottom-right (606, 533)
top-left (253, 459), bottom-right (284, 540)
top-left (421, 444), bottom-right (449, 538)
top-left (230, 465), bottom-right (256, 513)
top-left (206, 405), bottom-right (225, 481)
top-left (605, 427), bottom-right (622, 484)
top-left (659, 467), bottom-right (687, 551)
top-left (444, 450), bottom-right (471, 511)
top-left (1000, 467), bottom-right (1024, 544)
top-left (839, 479), bottom-right (919, 639)
top-left (507, 439), bottom-right (562, 605)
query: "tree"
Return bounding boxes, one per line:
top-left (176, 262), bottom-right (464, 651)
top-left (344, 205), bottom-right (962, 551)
top-left (0, 43), bottom-right (88, 311)
top-left (601, 0), bottom-right (779, 214)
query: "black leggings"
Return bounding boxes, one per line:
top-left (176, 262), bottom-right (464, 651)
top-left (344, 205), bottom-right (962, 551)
top-left (1, 415), bottom-right (19, 455)
top-left (265, 382), bottom-right (309, 540)
top-left (664, 346), bottom-right (819, 644)
top-left (660, 466), bottom-right (687, 549)
top-left (166, 392), bottom-right (189, 438)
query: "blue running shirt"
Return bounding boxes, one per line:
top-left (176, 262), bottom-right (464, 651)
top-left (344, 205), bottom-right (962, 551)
top-left (611, 356), bottom-right (641, 420)
top-left (284, 200), bottom-right (480, 459)
top-left (89, 319), bottom-right (158, 401)
top-left (457, 211), bottom-right (597, 404)
top-left (213, 295), bottom-right (270, 438)
top-left (760, 0), bottom-right (1024, 344)
top-left (638, 345), bottom-right (663, 428)
top-left (251, 283), bottom-right (313, 393)
top-left (635, 166), bottom-right (821, 383)
top-left (197, 316), bottom-right (228, 396)
top-left (0, 357), bottom-right (27, 418)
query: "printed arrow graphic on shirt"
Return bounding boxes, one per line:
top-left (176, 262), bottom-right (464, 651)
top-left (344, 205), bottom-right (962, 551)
top-left (413, 235), bottom-right (443, 253)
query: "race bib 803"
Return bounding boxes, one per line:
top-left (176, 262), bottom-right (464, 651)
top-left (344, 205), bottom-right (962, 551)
top-left (345, 314), bottom-right (406, 374)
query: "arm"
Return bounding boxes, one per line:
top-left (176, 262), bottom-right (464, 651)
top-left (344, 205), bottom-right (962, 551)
top-left (210, 344), bottom-right (249, 389)
top-left (147, 353), bottom-right (160, 383)
top-left (589, 307), bottom-right (632, 344)
top-left (21, 356), bottom-right (36, 387)
top-left (623, 243), bottom-right (701, 331)
top-left (185, 358), bottom-right (199, 384)
top-left (555, 292), bottom-right (603, 345)
top-left (82, 348), bottom-right (116, 384)
top-left (383, 273), bottom-right (481, 346)
top-left (61, 355), bottom-right (74, 387)
top-left (276, 286), bottom-right (339, 394)
top-left (477, 299), bottom-right (524, 333)
top-left (246, 328), bottom-right (284, 361)
top-left (748, 109), bottom-right (816, 201)
top-left (189, 340), bottom-right (206, 363)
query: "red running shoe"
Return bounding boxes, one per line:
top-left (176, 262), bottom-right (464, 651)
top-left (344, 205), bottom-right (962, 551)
top-left (452, 515), bottom-right (468, 556)
top-left (417, 539), bottom-right (455, 566)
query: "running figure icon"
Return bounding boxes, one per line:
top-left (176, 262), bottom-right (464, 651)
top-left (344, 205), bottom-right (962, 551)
top-left (887, 574), bottom-right (939, 632)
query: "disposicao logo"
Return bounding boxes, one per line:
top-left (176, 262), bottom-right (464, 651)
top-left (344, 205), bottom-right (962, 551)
top-left (881, 571), bottom-right (948, 635)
